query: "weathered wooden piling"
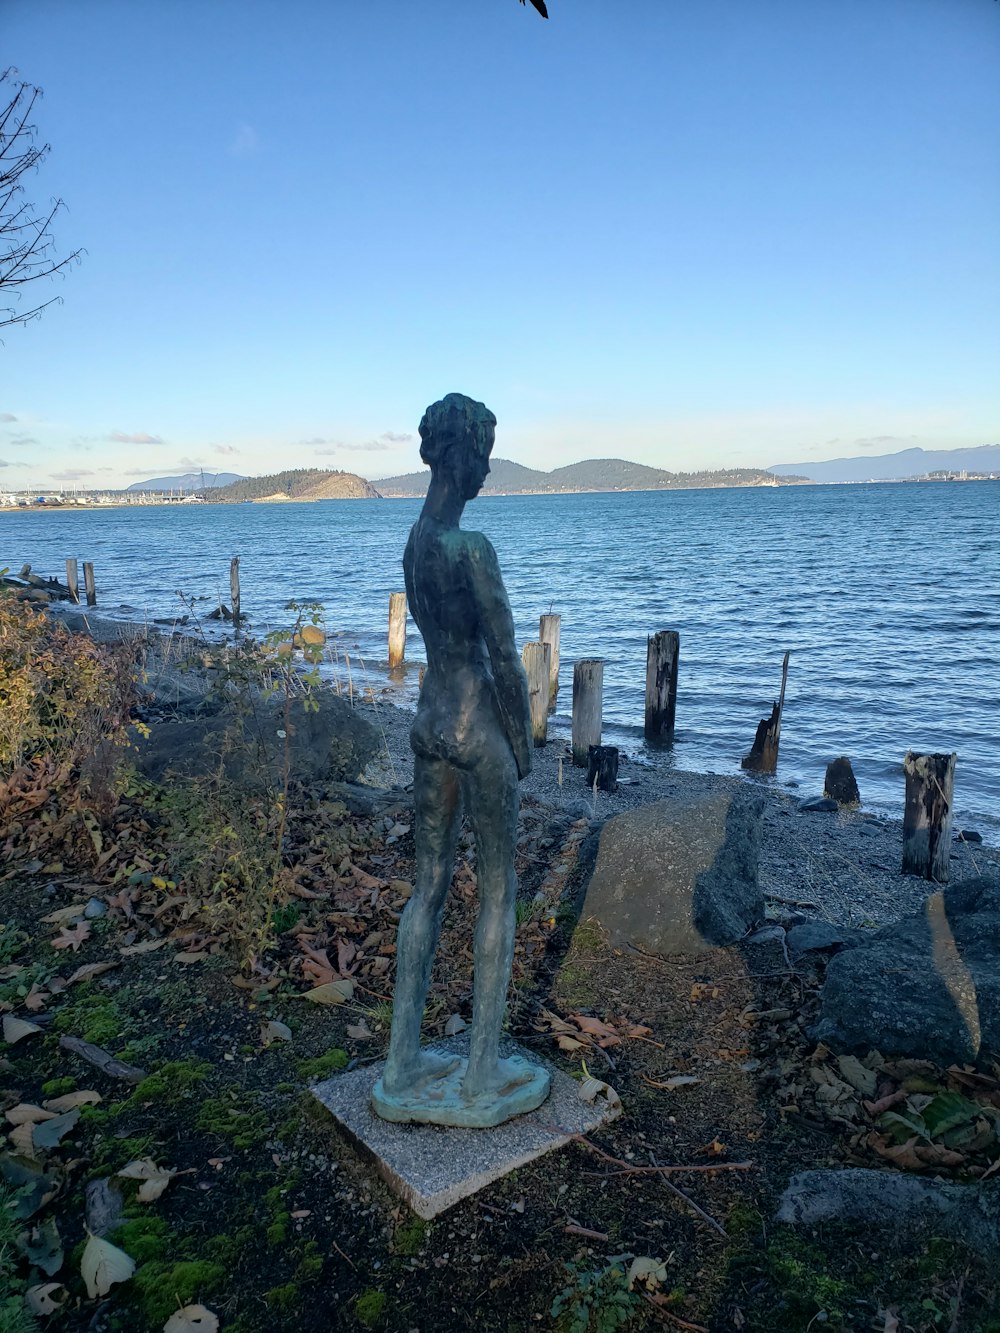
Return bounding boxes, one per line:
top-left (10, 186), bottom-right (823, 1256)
top-left (572, 659), bottom-right (603, 766)
top-left (741, 650), bottom-right (790, 773)
top-left (388, 592), bottom-right (407, 667)
top-left (825, 756), bottom-right (860, 807)
top-left (644, 629), bottom-right (679, 743)
top-left (539, 613), bottom-right (561, 709)
top-left (83, 561), bottom-right (97, 607)
top-left (587, 744), bottom-right (619, 793)
top-left (230, 557), bottom-right (241, 630)
top-left (65, 559), bottom-right (80, 605)
top-left (521, 641), bottom-right (551, 746)
top-left (902, 751), bottom-right (956, 882)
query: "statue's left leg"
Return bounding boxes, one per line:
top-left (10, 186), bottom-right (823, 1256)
top-left (462, 745), bottom-right (545, 1104)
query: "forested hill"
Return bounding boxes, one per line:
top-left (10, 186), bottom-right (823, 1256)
top-left (374, 457), bottom-right (805, 496)
top-left (211, 469), bottom-right (381, 502)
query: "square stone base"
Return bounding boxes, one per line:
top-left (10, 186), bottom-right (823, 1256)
top-left (312, 1039), bottom-right (619, 1219)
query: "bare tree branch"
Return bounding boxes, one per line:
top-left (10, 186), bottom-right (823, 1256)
top-left (0, 67), bottom-right (82, 331)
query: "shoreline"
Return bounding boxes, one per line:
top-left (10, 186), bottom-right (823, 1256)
top-left (49, 600), bottom-right (1000, 867)
top-left (349, 689), bottom-right (999, 931)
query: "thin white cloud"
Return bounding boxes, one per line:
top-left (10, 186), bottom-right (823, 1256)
top-left (51, 468), bottom-right (96, 480)
top-left (214, 445), bottom-right (239, 456)
top-left (381, 431), bottom-right (413, 443)
top-left (109, 431), bottom-right (164, 445)
top-left (229, 123), bottom-right (259, 158)
top-left (0, 413), bottom-right (17, 423)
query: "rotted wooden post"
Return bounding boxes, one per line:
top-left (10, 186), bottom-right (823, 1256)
top-left (521, 641), bottom-right (551, 747)
top-left (230, 557), bottom-right (241, 631)
top-left (902, 751), bottom-right (956, 882)
top-left (587, 745), bottom-right (619, 793)
top-left (741, 650), bottom-right (790, 773)
top-left (572, 659), bottom-right (603, 767)
top-left (65, 558), bottom-right (80, 605)
top-left (83, 561), bottom-right (97, 607)
top-left (644, 629), bottom-right (679, 743)
top-left (539, 613), bottom-right (561, 710)
top-left (388, 592), bottom-right (407, 667)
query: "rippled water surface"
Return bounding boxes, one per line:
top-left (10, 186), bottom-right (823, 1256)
top-left (4, 482), bottom-right (998, 838)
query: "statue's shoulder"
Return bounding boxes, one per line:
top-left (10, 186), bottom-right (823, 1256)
top-left (456, 529), bottom-right (499, 572)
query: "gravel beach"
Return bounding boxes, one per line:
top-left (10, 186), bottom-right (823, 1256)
top-left (353, 691), bottom-right (999, 932)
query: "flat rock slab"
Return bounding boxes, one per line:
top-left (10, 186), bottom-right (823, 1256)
top-left (312, 1041), bottom-right (619, 1219)
top-left (580, 790), bottom-right (764, 957)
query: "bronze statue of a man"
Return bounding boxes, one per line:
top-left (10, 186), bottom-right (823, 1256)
top-left (370, 393), bottom-right (551, 1127)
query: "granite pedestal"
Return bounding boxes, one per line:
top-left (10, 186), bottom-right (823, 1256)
top-left (312, 1038), bottom-right (620, 1218)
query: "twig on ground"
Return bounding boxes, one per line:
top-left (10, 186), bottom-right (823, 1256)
top-left (946, 1271), bottom-right (966, 1333)
top-left (650, 1153), bottom-right (728, 1237)
top-left (564, 1223), bottom-right (609, 1241)
top-left (331, 1239), bottom-right (357, 1270)
top-left (567, 1132), bottom-right (753, 1176)
top-left (58, 1035), bottom-right (146, 1084)
top-left (642, 1295), bottom-right (709, 1331)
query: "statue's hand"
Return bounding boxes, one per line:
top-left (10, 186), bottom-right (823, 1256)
top-left (514, 731), bottom-right (533, 780)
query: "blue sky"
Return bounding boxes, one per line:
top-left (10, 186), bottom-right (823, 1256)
top-left (2, 0), bottom-right (998, 488)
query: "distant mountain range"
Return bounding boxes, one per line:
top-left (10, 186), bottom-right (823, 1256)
top-left (374, 457), bottom-right (804, 497)
top-left (769, 444), bottom-right (1000, 483)
top-left (128, 471), bottom-right (243, 492)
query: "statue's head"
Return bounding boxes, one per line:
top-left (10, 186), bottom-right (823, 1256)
top-left (419, 393), bottom-right (496, 500)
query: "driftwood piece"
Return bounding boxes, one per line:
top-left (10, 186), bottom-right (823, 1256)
top-left (741, 651), bottom-right (790, 774)
top-left (58, 1036), bottom-right (146, 1084)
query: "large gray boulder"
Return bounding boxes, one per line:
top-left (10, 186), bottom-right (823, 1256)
top-left (131, 690), bottom-right (380, 790)
top-left (815, 875), bottom-right (1000, 1065)
top-left (579, 790), bottom-right (764, 957)
top-left (777, 1169), bottom-right (1000, 1251)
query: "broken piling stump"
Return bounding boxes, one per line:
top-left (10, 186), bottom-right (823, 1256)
top-left (741, 650), bottom-right (790, 774)
top-left (539, 613), bottom-right (561, 709)
top-left (824, 757), bottom-right (860, 807)
top-left (572, 659), bottom-right (603, 767)
top-left (644, 629), bottom-right (679, 744)
top-left (83, 561), bottom-right (97, 607)
top-left (902, 751), bottom-right (956, 882)
top-left (521, 641), bottom-right (551, 747)
top-left (587, 744), bottom-right (619, 793)
top-left (388, 592), bottom-right (407, 668)
top-left (65, 558), bottom-right (80, 605)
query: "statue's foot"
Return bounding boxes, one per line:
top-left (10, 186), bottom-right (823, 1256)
top-left (371, 1051), bottom-right (551, 1127)
top-left (461, 1055), bottom-right (536, 1104)
top-left (380, 1049), bottom-right (460, 1098)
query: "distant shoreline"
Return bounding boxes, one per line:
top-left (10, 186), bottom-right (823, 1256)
top-left (1, 472), bottom-right (997, 511)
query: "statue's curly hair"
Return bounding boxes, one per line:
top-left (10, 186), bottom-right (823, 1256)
top-left (418, 393), bottom-right (496, 469)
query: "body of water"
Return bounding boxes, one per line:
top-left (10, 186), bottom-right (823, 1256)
top-left (4, 482), bottom-right (998, 840)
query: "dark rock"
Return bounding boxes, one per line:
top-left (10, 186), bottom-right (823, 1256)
top-left (777, 1169), bottom-right (999, 1251)
top-left (579, 791), bottom-right (764, 957)
top-left (956, 829), bottom-right (984, 845)
top-left (131, 690), bottom-right (379, 790)
top-left (786, 920), bottom-right (866, 960)
top-left (824, 756), bottom-right (860, 807)
top-left (798, 796), bottom-right (838, 813)
top-left (815, 875), bottom-right (1000, 1064)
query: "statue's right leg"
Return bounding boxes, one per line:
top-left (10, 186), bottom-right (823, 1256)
top-left (380, 755), bottom-right (462, 1096)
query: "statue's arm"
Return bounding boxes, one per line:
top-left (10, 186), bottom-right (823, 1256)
top-left (465, 535), bottom-right (533, 779)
